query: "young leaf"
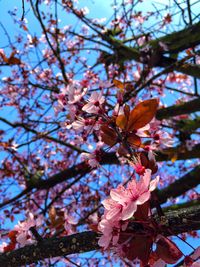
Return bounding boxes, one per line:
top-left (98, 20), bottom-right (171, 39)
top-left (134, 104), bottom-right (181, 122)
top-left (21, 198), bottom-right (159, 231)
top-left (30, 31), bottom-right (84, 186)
top-left (127, 99), bottom-right (158, 131)
top-left (113, 79), bottom-right (124, 90)
top-left (127, 133), bottom-right (141, 147)
top-left (155, 236), bottom-right (183, 264)
top-left (116, 99), bottom-right (158, 132)
top-left (100, 125), bottom-right (118, 146)
top-left (121, 236), bottom-right (153, 264)
top-left (5, 51), bottom-right (21, 65)
top-left (116, 114), bottom-right (128, 130)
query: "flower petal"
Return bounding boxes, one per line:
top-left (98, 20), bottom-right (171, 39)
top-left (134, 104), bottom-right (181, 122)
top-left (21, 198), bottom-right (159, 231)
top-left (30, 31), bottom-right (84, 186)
top-left (121, 202), bottom-right (137, 221)
top-left (149, 176), bottom-right (159, 192)
top-left (136, 191), bottom-right (150, 205)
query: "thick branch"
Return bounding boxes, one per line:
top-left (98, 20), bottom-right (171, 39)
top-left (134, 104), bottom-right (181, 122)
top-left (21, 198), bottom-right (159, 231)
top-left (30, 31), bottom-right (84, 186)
top-left (175, 116), bottom-right (200, 132)
top-left (156, 97), bottom-right (200, 120)
top-left (102, 21), bottom-right (200, 79)
top-left (157, 165), bottom-right (200, 204)
top-left (156, 143), bottom-right (200, 161)
top-left (1, 204), bottom-right (199, 267)
top-left (150, 21), bottom-right (200, 54)
top-left (0, 231), bottom-right (99, 267)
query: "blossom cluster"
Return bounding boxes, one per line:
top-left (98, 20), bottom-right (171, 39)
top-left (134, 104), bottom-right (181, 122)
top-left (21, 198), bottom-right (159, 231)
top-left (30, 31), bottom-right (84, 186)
top-left (98, 169), bottom-right (159, 251)
top-left (56, 83), bottom-right (174, 171)
top-left (97, 169), bottom-right (200, 266)
top-left (0, 211), bottom-right (77, 252)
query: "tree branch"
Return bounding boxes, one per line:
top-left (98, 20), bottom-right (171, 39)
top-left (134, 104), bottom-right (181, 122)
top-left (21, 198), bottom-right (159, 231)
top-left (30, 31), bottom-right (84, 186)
top-left (149, 21), bottom-right (200, 54)
top-left (157, 165), bottom-right (200, 204)
top-left (156, 97), bottom-right (200, 120)
top-left (101, 21), bottom-right (200, 79)
top-left (1, 204), bottom-right (199, 266)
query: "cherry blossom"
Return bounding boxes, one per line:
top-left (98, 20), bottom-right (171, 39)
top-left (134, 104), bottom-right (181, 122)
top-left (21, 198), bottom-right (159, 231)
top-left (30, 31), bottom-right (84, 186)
top-left (61, 83), bottom-right (87, 105)
top-left (136, 123), bottom-right (150, 138)
top-left (13, 213), bottom-right (43, 247)
top-left (82, 92), bottom-right (105, 114)
top-left (0, 242), bottom-right (8, 253)
top-left (184, 246), bottom-right (200, 267)
top-left (110, 169), bottom-right (159, 221)
top-left (64, 212), bottom-right (77, 235)
top-left (153, 130), bottom-right (174, 149)
top-left (98, 169), bottom-right (159, 253)
top-left (102, 194), bottom-right (123, 222)
top-left (81, 145), bottom-right (103, 168)
top-left (71, 117), bottom-right (100, 132)
top-left (98, 216), bottom-right (124, 249)
top-left (152, 259), bottom-right (166, 267)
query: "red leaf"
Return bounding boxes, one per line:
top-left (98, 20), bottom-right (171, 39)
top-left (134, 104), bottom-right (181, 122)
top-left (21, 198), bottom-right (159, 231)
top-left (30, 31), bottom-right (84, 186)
top-left (3, 242), bottom-right (16, 252)
top-left (89, 224), bottom-right (99, 232)
top-left (5, 51), bottom-right (21, 65)
top-left (127, 99), bottom-right (158, 131)
top-left (100, 125), bottom-right (118, 146)
top-left (49, 206), bottom-right (56, 225)
top-left (113, 79), bottom-right (124, 90)
top-left (127, 133), bottom-right (141, 147)
top-left (116, 99), bottom-right (158, 132)
top-left (8, 230), bottom-right (18, 242)
top-left (121, 236), bottom-right (153, 264)
top-left (140, 152), bottom-right (158, 174)
top-left (134, 201), bottom-right (150, 220)
top-left (116, 114), bottom-right (128, 130)
top-left (156, 236), bottom-right (183, 264)
top-left (113, 79), bottom-right (135, 92)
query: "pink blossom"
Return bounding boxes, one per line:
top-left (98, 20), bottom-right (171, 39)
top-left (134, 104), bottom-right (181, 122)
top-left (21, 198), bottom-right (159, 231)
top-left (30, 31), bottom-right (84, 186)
top-left (186, 246), bottom-right (200, 267)
top-left (191, 246), bottom-right (200, 260)
top-left (110, 184), bottom-right (129, 207)
top-left (137, 36), bottom-right (146, 46)
top-left (153, 130), bottom-right (174, 148)
top-left (81, 152), bottom-right (99, 168)
top-left (113, 103), bottom-right (124, 116)
top-left (192, 263), bottom-right (200, 267)
top-left (71, 117), bottom-right (86, 131)
top-left (14, 213), bottom-right (43, 247)
top-left (81, 142), bottom-right (104, 167)
top-left (98, 170), bottom-right (159, 251)
top-left (111, 169), bottom-right (159, 220)
top-left (0, 49), bottom-right (6, 61)
top-left (98, 216), bottom-right (120, 249)
top-left (131, 160), bottom-right (146, 175)
top-left (71, 117), bottom-right (100, 132)
top-left (88, 212), bottom-right (98, 224)
top-left (80, 6), bottom-right (89, 15)
top-left (82, 92), bottom-right (105, 114)
top-left (134, 13), bottom-right (144, 25)
top-left (81, 151), bottom-right (101, 168)
top-left (64, 212), bottom-right (77, 235)
top-left (133, 69), bottom-right (141, 81)
top-left (61, 83), bottom-right (87, 104)
top-left (102, 197), bottom-right (122, 222)
top-left (9, 141), bottom-right (18, 151)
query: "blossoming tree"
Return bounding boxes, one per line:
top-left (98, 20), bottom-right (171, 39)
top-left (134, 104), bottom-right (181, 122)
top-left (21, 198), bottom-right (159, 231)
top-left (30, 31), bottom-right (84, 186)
top-left (0, 0), bottom-right (199, 266)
